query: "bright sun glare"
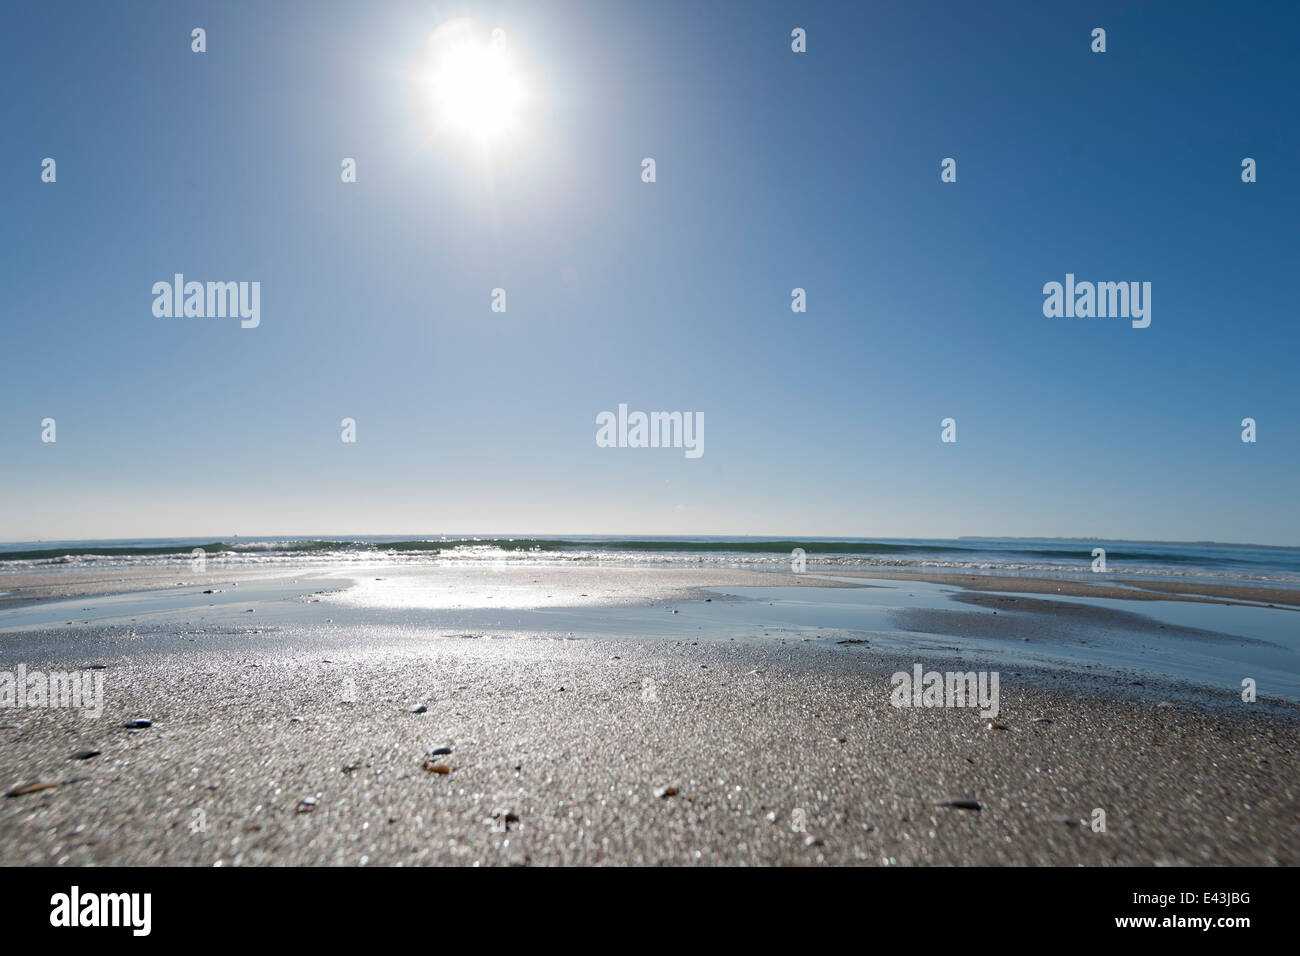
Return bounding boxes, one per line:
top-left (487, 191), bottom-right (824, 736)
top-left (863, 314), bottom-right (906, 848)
top-left (413, 20), bottom-right (532, 152)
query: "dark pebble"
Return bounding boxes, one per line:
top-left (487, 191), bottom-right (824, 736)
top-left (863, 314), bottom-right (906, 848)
top-left (5, 782), bottom-right (60, 798)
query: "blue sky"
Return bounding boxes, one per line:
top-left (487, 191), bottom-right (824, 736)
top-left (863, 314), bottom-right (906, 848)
top-left (1, 0), bottom-right (1297, 543)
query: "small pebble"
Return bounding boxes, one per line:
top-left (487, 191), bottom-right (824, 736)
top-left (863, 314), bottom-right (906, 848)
top-left (5, 782), bottom-right (60, 798)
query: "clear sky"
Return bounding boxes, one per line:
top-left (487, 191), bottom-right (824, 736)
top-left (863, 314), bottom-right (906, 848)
top-left (1, 0), bottom-right (1297, 544)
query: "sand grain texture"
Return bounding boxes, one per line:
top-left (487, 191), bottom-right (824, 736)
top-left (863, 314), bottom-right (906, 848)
top-left (1, 635), bottom-right (1294, 866)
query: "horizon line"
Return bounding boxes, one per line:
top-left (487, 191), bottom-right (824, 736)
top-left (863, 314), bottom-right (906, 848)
top-left (1, 532), bottom-right (1297, 551)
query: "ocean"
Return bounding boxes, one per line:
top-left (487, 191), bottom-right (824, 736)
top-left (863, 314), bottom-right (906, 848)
top-left (2, 535), bottom-right (1298, 585)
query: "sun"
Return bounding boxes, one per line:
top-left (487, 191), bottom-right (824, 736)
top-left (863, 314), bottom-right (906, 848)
top-left (410, 19), bottom-right (534, 154)
top-left (430, 39), bottom-right (523, 140)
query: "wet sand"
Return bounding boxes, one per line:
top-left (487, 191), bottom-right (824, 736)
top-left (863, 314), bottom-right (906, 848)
top-left (4, 562), bottom-right (1297, 612)
top-left (831, 568), bottom-right (1300, 609)
top-left (1, 564), bottom-right (1297, 865)
top-left (0, 563), bottom-right (858, 611)
top-left (0, 632), bottom-right (1295, 866)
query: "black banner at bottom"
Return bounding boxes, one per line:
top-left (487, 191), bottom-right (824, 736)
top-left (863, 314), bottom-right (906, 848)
top-left (0, 865), bottom-right (1281, 942)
